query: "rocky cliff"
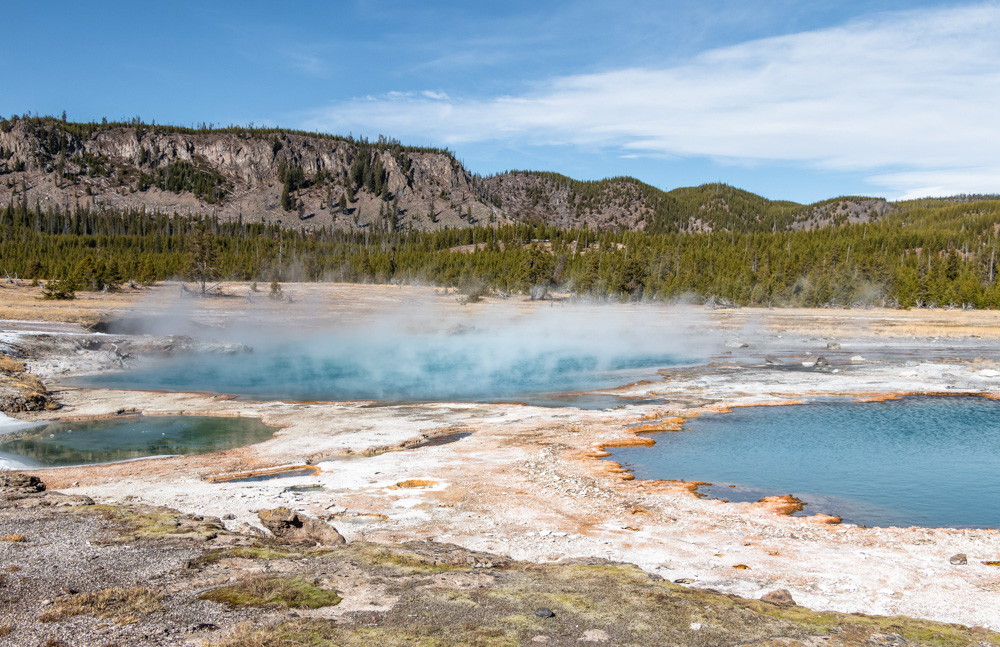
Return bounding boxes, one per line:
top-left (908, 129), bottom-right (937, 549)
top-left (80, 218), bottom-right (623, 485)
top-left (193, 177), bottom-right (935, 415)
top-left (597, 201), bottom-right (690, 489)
top-left (0, 116), bottom-right (890, 233)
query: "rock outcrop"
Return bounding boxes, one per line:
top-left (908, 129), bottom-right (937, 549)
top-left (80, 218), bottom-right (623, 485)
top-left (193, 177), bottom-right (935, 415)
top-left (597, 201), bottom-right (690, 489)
top-left (257, 507), bottom-right (346, 546)
top-left (0, 472), bottom-right (46, 494)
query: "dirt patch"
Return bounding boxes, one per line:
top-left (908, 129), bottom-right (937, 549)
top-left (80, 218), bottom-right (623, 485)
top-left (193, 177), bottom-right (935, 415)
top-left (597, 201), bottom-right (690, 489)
top-left (4, 488), bottom-right (996, 647)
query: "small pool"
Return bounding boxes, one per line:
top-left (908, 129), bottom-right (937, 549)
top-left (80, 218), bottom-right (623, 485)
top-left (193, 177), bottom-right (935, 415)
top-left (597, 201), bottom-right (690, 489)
top-left (606, 396), bottom-right (1000, 528)
top-left (0, 416), bottom-right (279, 468)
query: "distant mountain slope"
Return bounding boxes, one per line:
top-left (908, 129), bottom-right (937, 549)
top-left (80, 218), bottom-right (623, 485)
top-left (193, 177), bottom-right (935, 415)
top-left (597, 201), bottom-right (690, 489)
top-left (0, 115), bottom-right (891, 233)
top-left (479, 171), bottom-right (890, 233)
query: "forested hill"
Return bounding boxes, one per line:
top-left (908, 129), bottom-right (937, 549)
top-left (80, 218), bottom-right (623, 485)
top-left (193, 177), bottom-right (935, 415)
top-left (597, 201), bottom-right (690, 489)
top-left (0, 115), bottom-right (902, 234)
top-left (480, 172), bottom-right (891, 233)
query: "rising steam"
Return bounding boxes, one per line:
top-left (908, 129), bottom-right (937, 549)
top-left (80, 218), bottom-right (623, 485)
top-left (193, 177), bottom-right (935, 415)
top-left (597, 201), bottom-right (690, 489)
top-left (74, 292), bottom-right (718, 403)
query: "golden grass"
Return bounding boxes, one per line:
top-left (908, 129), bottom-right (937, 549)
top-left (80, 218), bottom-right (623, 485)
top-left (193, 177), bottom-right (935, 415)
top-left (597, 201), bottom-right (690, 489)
top-left (0, 355), bottom-right (25, 375)
top-left (38, 587), bottom-right (162, 624)
top-left (207, 620), bottom-right (340, 647)
top-left (12, 373), bottom-right (47, 396)
top-left (0, 534), bottom-right (26, 542)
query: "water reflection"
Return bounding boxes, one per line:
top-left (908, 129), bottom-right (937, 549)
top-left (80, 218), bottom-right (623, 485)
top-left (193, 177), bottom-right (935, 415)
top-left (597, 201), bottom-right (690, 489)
top-left (0, 416), bottom-right (278, 467)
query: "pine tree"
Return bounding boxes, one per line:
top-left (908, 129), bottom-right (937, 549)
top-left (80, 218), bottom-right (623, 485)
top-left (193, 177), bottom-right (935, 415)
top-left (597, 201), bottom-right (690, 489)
top-left (185, 227), bottom-right (219, 294)
top-left (137, 254), bottom-right (157, 286)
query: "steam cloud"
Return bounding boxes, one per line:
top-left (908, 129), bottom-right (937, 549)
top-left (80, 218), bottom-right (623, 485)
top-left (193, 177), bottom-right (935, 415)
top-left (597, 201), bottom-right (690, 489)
top-left (76, 295), bottom-right (717, 404)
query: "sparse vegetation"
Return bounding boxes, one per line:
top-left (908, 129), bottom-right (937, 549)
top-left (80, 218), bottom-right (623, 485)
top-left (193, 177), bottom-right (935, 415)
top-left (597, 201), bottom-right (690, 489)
top-left (4, 491), bottom-right (996, 647)
top-left (38, 587), bottom-right (162, 624)
top-left (0, 533), bottom-right (26, 542)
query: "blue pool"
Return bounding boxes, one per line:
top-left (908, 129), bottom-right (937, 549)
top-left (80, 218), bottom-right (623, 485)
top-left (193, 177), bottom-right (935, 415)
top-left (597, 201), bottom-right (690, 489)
top-left (70, 334), bottom-right (691, 405)
top-left (607, 396), bottom-right (1000, 528)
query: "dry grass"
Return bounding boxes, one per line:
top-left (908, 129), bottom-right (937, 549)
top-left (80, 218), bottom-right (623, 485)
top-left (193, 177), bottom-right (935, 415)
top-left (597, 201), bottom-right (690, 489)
top-left (0, 354), bottom-right (25, 375)
top-left (0, 624), bottom-right (11, 636)
top-left (713, 306), bottom-right (1000, 339)
top-left (200, 575), bottom-right (341, 610)
top-left (208, 620), bottom-right (340, 647)
top-left (0, 533), bottom-right (26, 542)
top-left (0, 284), bottom-right (143, 325)
top-left (38, 587), bottom-right (162, 624)
top-left (12, 373), bottom-right (48, 396)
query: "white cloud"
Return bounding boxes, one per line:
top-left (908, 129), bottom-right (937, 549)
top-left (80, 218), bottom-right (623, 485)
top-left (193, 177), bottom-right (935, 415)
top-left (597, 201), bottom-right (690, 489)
top-left (302, 3), bottom-right (1000, 198)
top-left (873, 167), bottom-right (1000, 200)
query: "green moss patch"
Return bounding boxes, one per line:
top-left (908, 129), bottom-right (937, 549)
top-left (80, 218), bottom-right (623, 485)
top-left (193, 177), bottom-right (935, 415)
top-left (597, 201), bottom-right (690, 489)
top-left (75, 503), bottom-right (223, 541)
top-left (200, 576), bottom-right (341, 610)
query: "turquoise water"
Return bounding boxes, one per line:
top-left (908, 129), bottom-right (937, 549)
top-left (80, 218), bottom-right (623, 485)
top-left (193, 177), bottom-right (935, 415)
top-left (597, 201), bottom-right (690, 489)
top-left (70, 338), bottom-right (688, 405)
top-left (0, 416), bottom-right (278, 468)
top-left (607, 397), bottom-right (1000, 528)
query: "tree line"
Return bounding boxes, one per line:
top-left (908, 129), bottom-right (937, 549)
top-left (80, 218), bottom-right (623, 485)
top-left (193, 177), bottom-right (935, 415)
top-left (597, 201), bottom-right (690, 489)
top-left (3, 198), bottom-right (1000, 308)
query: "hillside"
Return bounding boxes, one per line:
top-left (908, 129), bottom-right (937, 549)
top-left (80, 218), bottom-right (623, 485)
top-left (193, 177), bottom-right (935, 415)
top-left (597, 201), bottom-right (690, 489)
top-left (0, 116), bottom-right (510, 232)
top-left (0, 115), bottom-right (889, 234)
top-left (479, 172), bottom-right (890, 233)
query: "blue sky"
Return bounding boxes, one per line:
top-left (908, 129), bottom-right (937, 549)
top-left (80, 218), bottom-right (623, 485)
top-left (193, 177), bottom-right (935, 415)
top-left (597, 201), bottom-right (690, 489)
top-left (4, 1), bottom-right (998, 203)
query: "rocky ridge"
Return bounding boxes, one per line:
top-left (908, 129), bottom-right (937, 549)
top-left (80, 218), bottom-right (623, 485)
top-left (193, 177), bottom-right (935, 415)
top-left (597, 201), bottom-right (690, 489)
top-left (0, 116), bottom-right (891, 234)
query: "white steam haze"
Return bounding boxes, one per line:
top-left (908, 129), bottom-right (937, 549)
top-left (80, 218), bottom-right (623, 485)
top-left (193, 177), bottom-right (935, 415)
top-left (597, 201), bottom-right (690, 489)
top-left (76, 294), bottom-right (718, 403)
top-left (302, 3), bottom-right (1000, 200)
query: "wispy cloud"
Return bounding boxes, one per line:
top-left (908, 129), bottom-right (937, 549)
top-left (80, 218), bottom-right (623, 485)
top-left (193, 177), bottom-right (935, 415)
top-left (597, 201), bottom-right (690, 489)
top-left (277, 46), bottom-right (330, 77)
top-left (302, 3), bottom-right (1000, 198)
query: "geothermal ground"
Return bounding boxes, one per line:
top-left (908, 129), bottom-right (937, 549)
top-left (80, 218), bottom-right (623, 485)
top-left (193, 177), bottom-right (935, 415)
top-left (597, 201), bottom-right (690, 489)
top-left (2, 282), bottom-right (1000, 645)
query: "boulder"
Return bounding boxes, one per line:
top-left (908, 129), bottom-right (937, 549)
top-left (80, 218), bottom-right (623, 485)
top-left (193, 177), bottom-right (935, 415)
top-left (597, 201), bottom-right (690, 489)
top-left (0, 473), bottom-right (46, 494)
top-left (761, 589), bottom-right (796, 607)
top-left (257, 507), bottom-right (345, 545)
top-left (949, 553), bottom-right (968, 565)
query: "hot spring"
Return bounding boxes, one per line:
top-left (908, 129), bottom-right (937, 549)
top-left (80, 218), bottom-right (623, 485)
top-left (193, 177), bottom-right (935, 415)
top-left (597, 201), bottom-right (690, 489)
top-left (0, 416), bottom-right (279, 468)
top-left (607, 396), bottom-right (1000, 528)
top-left (70, 307), bottom-right (705, 405)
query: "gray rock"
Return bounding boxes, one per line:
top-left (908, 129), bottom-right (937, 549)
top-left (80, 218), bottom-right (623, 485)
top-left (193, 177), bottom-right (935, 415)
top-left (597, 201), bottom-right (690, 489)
top-left (534, 608), bottom-right (556, 618)
top-left (231, 521), bottom-right (266, 537)
top-left (949, 553), bottom-right (968, 565)
top-left (0, 473), bottom-right (46, 494)
top-left (725, 341), bottom-right (749, 349)
top-left (257, 507), bottom-right (346, 545)
top-left (760, 589), bottom-right (796, 607)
